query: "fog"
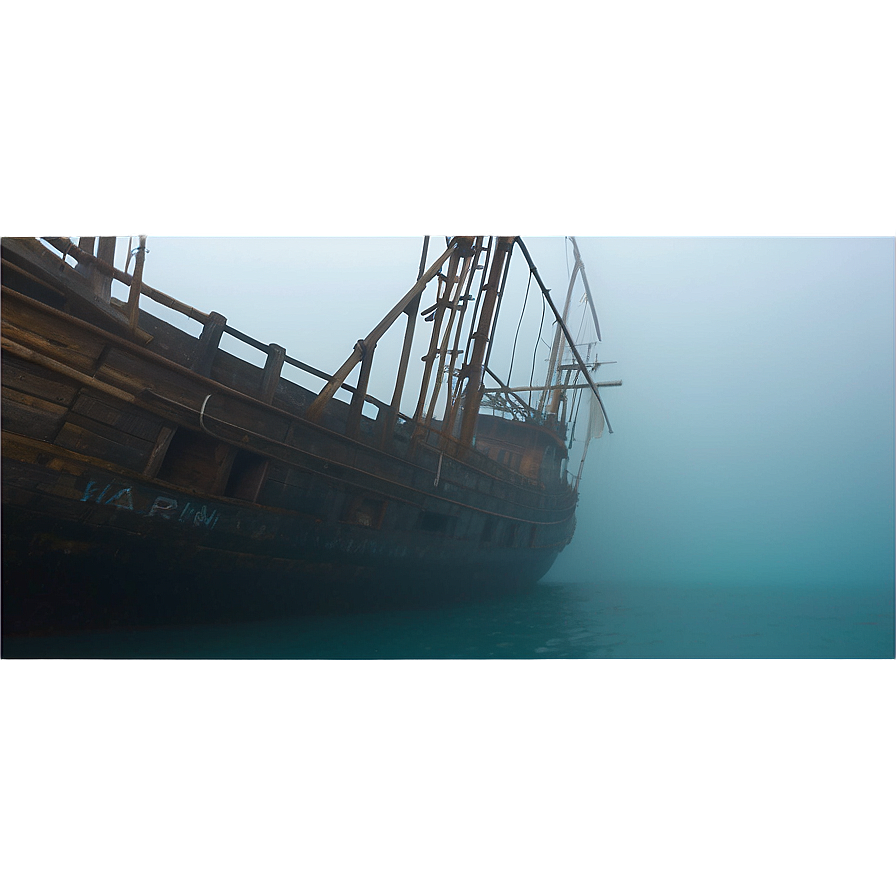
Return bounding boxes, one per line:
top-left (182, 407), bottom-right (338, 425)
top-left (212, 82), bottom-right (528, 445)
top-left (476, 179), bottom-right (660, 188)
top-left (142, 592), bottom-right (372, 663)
top-left (6, 0), bottom-right (894, 604)
top-left (133, 235), bottom-right (894, 590)
top-left (558, 237), bottom-right (895, 588)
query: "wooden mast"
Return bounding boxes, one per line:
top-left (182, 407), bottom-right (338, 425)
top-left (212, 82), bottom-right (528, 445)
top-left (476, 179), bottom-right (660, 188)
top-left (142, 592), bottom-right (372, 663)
top-left (304, 239), bottom-right (459, 425)
top-left (126, 236), bottom-right (147, 334)
top-left (378, 237), bottom-right (430, 448)
top-left (456, 236), bottom-right (515, 448)
top-left (93, 237), bottom-right (117, 302)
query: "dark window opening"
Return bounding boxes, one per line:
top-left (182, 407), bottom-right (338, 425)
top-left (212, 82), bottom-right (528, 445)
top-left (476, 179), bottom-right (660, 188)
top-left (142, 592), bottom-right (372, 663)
top-left (157, 428), bottom-right (227, 492)
top-left (225, 450), bottom-right (268, 502)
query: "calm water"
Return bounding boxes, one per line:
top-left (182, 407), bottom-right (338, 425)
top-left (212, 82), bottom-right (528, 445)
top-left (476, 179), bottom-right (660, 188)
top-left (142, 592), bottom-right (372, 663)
top-left (0, 584), bottom-right (896, 896)
top-left (3, 580), bottom-right (893, 659)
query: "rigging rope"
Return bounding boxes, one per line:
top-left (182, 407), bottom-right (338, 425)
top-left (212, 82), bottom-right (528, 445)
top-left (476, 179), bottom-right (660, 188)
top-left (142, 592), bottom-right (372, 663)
top-left (508, 269), bottom-right (532, 385)
top-left (529, 293), bottom-right (546, 395)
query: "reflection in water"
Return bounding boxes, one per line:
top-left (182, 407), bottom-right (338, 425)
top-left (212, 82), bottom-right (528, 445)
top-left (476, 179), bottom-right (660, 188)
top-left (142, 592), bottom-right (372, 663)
top-left (3, 580), bottom-right (893, 659)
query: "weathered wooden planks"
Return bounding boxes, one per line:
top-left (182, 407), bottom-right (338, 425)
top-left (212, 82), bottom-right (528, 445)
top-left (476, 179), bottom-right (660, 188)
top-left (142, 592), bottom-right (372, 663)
top-left (2, 291), bottom-right (108, 373)
top-left (70, 390), bottom-right (162, 442)
top-left (2, 234), bottom-right (583, 627)
top-left (0, 258), bottom-right (68, 311)
top-left (55, 420), bottom-right (153, 471)
top-left (1, 352), bottom-right (80, 405)
top-left (1, 370), bottom-right (151, 473)
top-left (1, 386), bottom-right (68, 441)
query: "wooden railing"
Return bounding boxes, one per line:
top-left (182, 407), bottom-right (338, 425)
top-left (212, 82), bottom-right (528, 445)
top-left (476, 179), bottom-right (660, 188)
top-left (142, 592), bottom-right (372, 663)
top-left (42, 236), bottom-right (400, 421)
top-left (39, 236), bottom-right (580, 493)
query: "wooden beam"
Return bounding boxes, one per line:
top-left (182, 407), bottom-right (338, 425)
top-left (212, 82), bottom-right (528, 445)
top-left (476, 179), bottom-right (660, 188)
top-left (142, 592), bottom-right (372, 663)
top-left (126, 236), bottom-right (147, 334)
top-left (514, 238), bottom-right (615, 434)
top-left (1, 337), bottom-right (135, 404)
top-left (93, 237), bottom-right (117, 302)
top-left (378, 238), bottom-right (429, 448)
top-left (345, 341), bottom-right (375, 440)
top-left (259, 344), bottom-right (286, 404)
top-left (482, 381), bottom-right (622, 393)
top-left (457, 237), bottom-right (515, 447)
top-left (411, 243), bottom-right (465, 427)
top-left (143, 426), bottom-right (177, 478)
top-left (192, 311), bottom-right (227, 377)
top-left (74, 237), bottom-right (96, 278)
top-left (42, 237), bottom-right (210, 325)
top-left (305, 238), bottom-right (459, 423)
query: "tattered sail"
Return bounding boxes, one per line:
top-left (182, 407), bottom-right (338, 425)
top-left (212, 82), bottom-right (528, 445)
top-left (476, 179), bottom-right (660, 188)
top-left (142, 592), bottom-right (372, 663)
top-left (586, 388), bottom-right (605, 442)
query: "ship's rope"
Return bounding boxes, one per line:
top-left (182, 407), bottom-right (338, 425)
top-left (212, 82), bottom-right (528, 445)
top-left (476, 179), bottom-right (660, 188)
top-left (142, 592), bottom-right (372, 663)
top-left (529, 293), bottom-right (547, 396)
top-left (507, 269), bottom-right (532, 385)
top-left (567, 368), bottom-right (584, 448)
top-left (199, 393), bottom-right (213, 435)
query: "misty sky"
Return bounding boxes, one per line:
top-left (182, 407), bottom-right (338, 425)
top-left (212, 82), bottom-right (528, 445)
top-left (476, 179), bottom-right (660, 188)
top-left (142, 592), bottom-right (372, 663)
top-left (0, 0), bottom-right (894, 584)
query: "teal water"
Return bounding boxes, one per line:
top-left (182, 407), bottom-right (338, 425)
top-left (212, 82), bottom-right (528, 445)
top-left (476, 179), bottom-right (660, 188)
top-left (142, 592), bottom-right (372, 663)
top-left (3, 580), bottom-right (893, 659)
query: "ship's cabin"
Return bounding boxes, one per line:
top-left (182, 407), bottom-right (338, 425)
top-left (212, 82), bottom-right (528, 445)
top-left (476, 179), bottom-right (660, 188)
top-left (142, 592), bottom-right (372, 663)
top-left (474, 415), bottom-right (568, 487)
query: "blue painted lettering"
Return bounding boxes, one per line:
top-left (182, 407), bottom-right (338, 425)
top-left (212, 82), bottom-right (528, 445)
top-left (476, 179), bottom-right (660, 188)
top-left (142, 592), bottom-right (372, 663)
top-left (79, 479), bottom-right (222, 529)
top-left (148, 496), bottom-right (178, 520)
top-left (81, 480), bottom-right (112, 504)
top-left (192, 505), bottom-right (215, 528)
top-left (105, 488), bottom-right (134, 510)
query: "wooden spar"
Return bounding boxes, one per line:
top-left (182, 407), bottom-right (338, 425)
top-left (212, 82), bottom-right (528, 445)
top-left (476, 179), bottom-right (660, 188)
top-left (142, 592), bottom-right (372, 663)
top-left (557, 360), bottom-right (615, 370)
top-left (514, 237), bottom-right (614, 434)
top-left (192, 312), bottom-right (227, 377)
top-left (541, 237), bottom-right (601, 418)
top-left (482, 381), bottom-right (622, 393)
top-left (379, 237), bottom-right (430, 448)
top-left (423, 239), bottom-right (480, 433)
top-left (539, 237), bottom-right (603, 419)
top-left (305, 238), bottom-right (460, 424)
top-left (569, 236), bottom-right (601, 341)
top-left (346, 341), bottom-right (375, 439)
top-left (411, 240), bottom-right (467, 425)
top-left (456, 237), bottom-right (515, 448)
top-left (93, 237), bottom-right (116, 302)
top-left (541, 255), bottom-right (579, 417)
top-left (74, 238), bottom-right (96, 278)
top-left (259, 344), bottom-right (286, 403)
top-left (43, 237), bottom-right (210, 325)
top-left (126, 236), bottom-right (147, 333)
top-left (482, 238), bottom-right (513, 374)
top-left (483, 365), bottom-right (538, 417)
top-left (444, 238), bottom-right (494, 437)
top-left (0, 336), bottom-right (135, 404)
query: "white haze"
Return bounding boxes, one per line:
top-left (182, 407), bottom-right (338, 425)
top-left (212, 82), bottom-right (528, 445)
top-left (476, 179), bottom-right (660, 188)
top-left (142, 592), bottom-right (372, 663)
top-left (0, 0), bottom-right (894, 584)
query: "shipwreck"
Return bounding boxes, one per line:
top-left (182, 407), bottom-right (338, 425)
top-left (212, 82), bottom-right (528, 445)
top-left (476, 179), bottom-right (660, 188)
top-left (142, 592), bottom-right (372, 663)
top-left (1, 236), bottom-right (620, 632)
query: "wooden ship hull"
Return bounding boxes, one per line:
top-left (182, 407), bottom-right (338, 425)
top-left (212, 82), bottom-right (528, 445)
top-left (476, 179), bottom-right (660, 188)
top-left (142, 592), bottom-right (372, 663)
top-left (2, 236), bottom-right (613, 633)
